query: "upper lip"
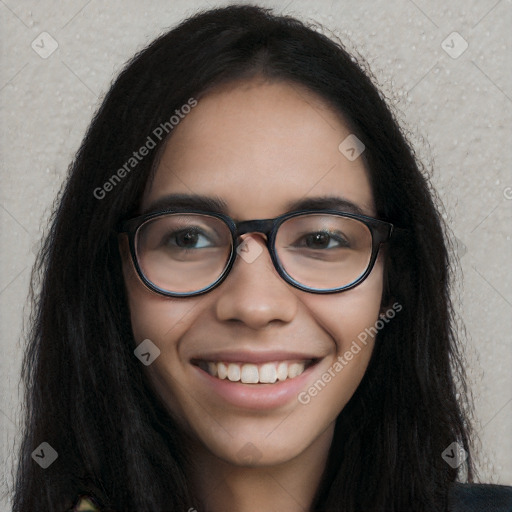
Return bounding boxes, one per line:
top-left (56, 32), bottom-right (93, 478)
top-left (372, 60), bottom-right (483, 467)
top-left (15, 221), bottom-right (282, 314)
top-left (190, 350), bottom-right (321, 364)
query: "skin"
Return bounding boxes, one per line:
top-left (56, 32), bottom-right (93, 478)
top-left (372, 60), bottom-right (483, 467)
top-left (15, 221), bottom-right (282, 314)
top-left (120, 78), bottom-right (385, 511)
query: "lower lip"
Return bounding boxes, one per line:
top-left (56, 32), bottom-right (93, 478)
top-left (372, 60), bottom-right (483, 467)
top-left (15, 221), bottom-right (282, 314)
top-left (191, 362), bottom-right (320, 410)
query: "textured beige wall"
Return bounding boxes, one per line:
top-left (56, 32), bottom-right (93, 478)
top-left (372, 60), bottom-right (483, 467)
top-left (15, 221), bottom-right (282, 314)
top-left (1, 0), bottom-right (511, 507)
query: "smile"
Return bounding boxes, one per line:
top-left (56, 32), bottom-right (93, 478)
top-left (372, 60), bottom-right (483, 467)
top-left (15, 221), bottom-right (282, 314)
top-left (194, 359), bottom-right (316, 384)
top-left (190, 352), bottom-right (323, 410)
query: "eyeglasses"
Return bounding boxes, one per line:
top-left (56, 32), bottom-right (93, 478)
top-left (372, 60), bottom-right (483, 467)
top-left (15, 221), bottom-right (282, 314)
top-left (119, 209), bottom-right (396, 297)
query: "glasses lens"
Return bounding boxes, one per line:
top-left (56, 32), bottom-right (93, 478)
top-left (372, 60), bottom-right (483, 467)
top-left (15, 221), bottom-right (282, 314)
top-left (135, 214), bottom-right (232, 294)
top-left (275, 214), bottom-right (372, 290)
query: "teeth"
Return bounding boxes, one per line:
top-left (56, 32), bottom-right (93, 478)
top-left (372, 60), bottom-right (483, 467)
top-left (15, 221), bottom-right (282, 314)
top-left (227, 363), bottom-right (241, 382)
top-left (201, 360), bottom-right (310, 384)
top-left (241, 364), bottom-right (259, 384)
top-left (259, 363), bottom-right (277, 383)
top-left (277, 362), bottom-right (288, 381)
top-left (217, 362), bottom-right (228, 380)
top-left (207, 362), bottom-right (217, 378)
top-left (288, 363), bottom-right (304, 379)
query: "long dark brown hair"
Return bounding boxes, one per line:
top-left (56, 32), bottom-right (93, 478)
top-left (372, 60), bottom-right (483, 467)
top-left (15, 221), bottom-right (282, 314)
top-left (11, 5), bottom-right (475, 511)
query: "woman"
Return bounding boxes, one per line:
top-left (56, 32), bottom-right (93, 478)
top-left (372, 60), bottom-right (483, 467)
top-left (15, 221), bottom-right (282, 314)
top-left (12, 5), bottom-right (512, 511)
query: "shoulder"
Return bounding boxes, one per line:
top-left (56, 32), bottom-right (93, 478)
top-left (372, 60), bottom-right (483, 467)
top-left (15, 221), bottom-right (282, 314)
top-left (448, 482), bottom-right (512, 512)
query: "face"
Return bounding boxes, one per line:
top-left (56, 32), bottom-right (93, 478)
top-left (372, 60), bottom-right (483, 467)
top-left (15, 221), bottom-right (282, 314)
top-left (121, 78), bottom-right (385, 468)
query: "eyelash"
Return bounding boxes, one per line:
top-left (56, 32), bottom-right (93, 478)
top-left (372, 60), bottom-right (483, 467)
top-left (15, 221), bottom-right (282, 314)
top-left (160, 227), bottom-right (350, 251)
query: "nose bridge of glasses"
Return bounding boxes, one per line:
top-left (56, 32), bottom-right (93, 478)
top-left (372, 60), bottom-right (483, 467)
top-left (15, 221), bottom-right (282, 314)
top-left (234, 219), bottom-right (275, 240)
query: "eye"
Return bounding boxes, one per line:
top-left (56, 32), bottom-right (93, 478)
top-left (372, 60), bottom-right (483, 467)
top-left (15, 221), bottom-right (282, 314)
top-left (297, 231), bottom-right (350, 250)
top-left (165, 228), bottom-right (214, 249)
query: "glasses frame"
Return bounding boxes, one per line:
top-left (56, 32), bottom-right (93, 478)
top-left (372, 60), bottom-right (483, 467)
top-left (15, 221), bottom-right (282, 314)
top-left (119, 209), bottom-right (395, 298)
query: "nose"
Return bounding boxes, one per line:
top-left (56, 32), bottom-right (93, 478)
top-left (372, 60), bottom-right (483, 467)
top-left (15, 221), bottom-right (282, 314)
top-left (214, 234), bottom-right (299, 329)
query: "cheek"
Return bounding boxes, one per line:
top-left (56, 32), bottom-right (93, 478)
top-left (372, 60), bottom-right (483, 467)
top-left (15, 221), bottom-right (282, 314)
top-left (281, 263), bottom-right (386, 442)
top-left (120, 240), bottom-right (200, 344)
top-left (306, 258), bottom-right (384, 351)
top-left (120, 244), bottom-right (194, 387)
top-left (121, 252), bottom-right (206, 424)
top-left (297, 259), bottom-right (384, 404)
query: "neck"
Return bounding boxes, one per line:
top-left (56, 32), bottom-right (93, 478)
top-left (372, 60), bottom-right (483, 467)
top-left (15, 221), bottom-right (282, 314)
top-left (188, 423), bottom-right (334, 512)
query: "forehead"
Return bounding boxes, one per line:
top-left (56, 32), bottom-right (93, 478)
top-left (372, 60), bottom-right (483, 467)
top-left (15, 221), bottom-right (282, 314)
top-left (143, 79), bottom-right (375, 218)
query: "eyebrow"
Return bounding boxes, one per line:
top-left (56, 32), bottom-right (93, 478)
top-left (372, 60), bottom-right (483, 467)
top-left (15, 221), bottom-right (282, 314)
top-left (142, 193), bottom-right (369, 217)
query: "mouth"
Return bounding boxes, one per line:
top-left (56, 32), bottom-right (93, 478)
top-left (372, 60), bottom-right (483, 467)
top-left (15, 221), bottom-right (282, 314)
top-left (192, 358), bottom-right (319, 384)
top-left (189, 351), bottom-right (324, 410)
